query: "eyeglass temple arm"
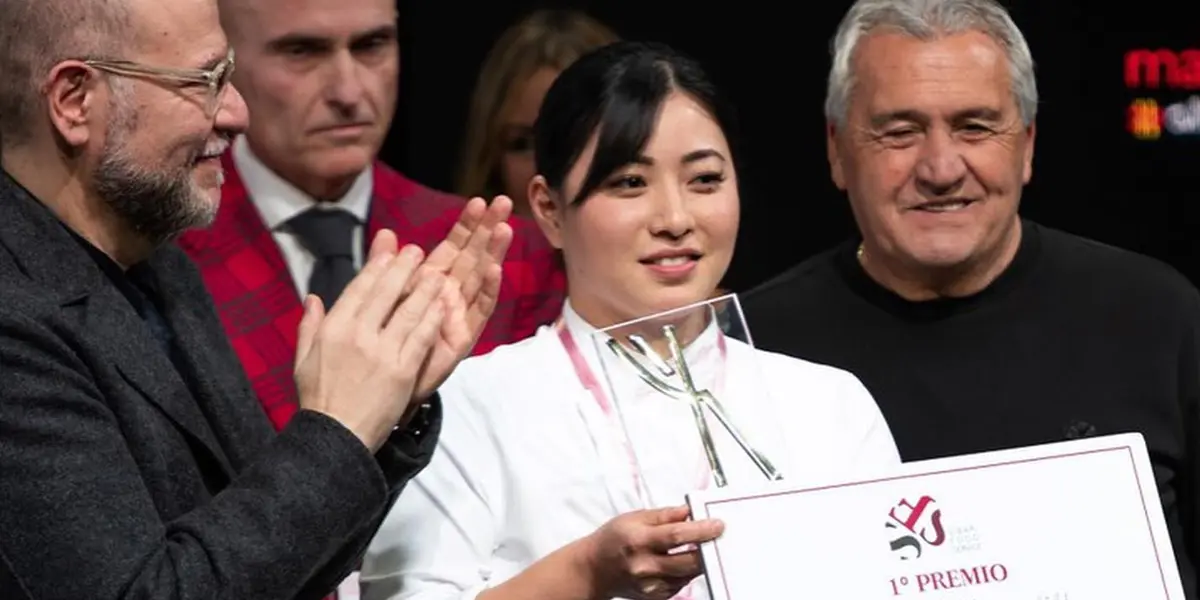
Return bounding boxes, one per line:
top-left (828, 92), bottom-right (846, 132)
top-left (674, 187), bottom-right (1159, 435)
top-left (84, 61), bottom-right (216, 85)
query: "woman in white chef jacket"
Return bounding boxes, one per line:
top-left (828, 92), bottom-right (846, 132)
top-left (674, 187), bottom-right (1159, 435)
top-left (361, 40), bottom-right (901, 600)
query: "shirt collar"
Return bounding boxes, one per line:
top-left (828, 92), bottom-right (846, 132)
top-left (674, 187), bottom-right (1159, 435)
top-left (232, 135), bottom-right (372, 230)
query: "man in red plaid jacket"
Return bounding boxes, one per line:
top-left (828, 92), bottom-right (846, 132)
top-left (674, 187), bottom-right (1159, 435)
top-left (178, 1), bottom-right (565, 596)
top-left (179, 153), bottom-right (565, 429)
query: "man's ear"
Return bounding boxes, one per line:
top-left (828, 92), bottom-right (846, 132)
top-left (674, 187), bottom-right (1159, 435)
top-left (527, 175), bottom-right (564, 249)
top-left (43, 62), bottom-right (102, 148)
top-left (1021, 120), bottom-right (1036, 185)
top-left (827, 120), bottom-right (847, 191)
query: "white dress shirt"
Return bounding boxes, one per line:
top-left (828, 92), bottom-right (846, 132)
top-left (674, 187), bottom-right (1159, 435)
top-left (233, 135), bottom-right (373, 299)
top-left (360, 301), bottom-right (901, 600)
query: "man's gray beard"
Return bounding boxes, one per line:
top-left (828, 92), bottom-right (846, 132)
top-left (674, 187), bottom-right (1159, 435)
top-left (92, 99), bottom-right (217, 249)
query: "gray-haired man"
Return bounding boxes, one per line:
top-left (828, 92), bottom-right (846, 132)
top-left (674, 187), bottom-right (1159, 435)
top-left (743, 1), bottom-right (1200, 596)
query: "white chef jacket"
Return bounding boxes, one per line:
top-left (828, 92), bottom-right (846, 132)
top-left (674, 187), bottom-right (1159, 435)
top-left (361, 302), bottom-right (901, 600)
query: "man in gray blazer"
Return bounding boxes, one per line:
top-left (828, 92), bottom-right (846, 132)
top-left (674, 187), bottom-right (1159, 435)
top-left (0, 0), bottom-right (515, 598)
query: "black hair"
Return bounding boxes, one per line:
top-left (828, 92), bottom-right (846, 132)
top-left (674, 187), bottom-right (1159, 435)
top-left (533, 40), bottom-right (740, 205)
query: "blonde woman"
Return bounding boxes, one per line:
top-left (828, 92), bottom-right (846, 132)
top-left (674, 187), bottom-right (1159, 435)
top-left (455, 9), bottom-right (618, 216)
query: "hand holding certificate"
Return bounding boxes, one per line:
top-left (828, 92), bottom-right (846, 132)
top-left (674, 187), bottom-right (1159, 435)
top-left (687, 433), bottom-right (1187, 600)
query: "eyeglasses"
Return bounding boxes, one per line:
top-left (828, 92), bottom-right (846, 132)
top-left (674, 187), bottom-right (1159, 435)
top-left (83, 48), bottom-right (235, 116)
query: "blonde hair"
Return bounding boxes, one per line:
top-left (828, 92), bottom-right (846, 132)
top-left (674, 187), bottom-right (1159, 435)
top-left (454, 9), bottom-right (618, 200)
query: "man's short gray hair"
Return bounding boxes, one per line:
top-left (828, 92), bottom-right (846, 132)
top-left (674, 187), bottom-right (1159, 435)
top-left (825, 0), bottom-right (1038, 127)
top-left (0, 0), bottom-right (132, 148)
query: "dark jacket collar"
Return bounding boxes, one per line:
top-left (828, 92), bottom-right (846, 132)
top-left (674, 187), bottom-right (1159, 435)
top-left (0, 169), bottom-right (109, 304)
top-left (0, 168), bottom-right (240, 480)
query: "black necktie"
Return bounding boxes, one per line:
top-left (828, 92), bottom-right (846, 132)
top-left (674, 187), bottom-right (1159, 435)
top-left (286, 208), bottom-right (359, 308)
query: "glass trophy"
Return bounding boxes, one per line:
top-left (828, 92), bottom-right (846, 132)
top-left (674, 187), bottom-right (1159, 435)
top-left (588, 293), bottom-right (788, 508)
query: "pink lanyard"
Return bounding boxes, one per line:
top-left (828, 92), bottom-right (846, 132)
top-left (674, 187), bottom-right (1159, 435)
top-left (557, 320), bottom-right (727, 600)
top-left (555, 320), bottom-right (729, 502)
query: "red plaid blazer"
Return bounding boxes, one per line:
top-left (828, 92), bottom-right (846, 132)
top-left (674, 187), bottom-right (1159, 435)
top-left (178, 152), bottom-right (565, 430)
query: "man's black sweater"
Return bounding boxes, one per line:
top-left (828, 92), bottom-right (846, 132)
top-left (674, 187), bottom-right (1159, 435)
top-left (743, 220), bottom-right (1199, 597)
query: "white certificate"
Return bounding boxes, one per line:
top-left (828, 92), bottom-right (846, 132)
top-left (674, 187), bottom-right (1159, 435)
top-left (686, 433), bottom-right (1186, 599)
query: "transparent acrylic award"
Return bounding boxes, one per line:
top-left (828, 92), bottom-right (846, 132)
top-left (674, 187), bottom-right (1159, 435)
top-left (588, 293), bottom-right (787, 508)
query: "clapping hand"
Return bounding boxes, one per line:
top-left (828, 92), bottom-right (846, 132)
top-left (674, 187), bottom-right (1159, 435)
top-left (409, 195), bottom-right (514, 399)
top-left (292, 230), bottom-right (446, 451)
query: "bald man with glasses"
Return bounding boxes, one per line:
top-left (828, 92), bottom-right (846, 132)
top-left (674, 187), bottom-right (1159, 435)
top-left (0, 0), bottom-right (509, 598)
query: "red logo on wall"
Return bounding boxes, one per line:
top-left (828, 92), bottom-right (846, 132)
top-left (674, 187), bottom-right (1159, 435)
top-left (1125, 48), bottom-right (1200, 140)
top-left (1125, 49), bottom-right (1200, 89)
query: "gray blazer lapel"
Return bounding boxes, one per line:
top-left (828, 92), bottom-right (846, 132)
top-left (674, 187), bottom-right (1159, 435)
top-left (0, 172), bottom-right (234, 479)
top-left (80, 286), bottom-right (235, 479)
top-left (148, 250), bottom-right (268, 473)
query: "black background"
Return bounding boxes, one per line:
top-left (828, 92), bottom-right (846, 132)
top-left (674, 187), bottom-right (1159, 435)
top-left (383, 0), bottom-right (1200, 292)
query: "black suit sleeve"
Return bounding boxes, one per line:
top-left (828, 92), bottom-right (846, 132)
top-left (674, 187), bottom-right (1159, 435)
top-left (295, 399), bottom-right (443, 600)
top-left (0, 305), bottom-right (437, 600)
